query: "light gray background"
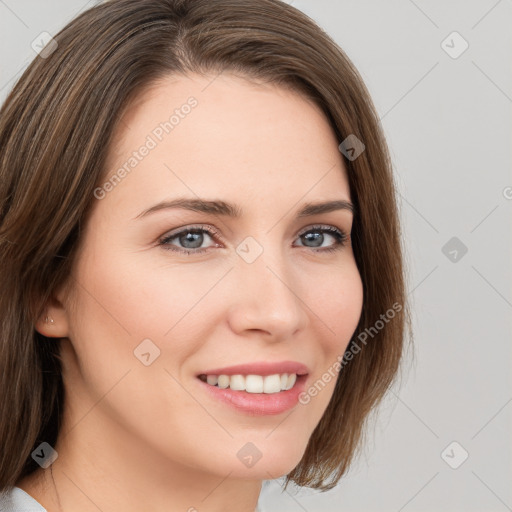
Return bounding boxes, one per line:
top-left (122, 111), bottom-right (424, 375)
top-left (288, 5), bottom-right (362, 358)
top-left (1, 1), bottom-right (510, 511)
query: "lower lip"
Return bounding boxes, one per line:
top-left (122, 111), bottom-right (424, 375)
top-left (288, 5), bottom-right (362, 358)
top-left (197, 375), bottom-right (308, 416)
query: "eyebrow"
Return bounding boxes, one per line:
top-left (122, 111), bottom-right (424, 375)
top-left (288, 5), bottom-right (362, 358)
top-left (133, 197), bottom-right (354, 220)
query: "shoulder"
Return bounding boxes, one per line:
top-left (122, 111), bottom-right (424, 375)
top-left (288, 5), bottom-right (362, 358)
top-left (0, 486), bottom-right (47, 511)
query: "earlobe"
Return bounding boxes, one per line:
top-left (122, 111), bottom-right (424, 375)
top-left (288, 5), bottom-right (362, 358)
top-left (34, 298), bottom-right (70, 338)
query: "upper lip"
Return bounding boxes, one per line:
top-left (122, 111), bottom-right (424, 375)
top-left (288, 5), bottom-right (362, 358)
top-left (198, 361), bottom-right (310, 377)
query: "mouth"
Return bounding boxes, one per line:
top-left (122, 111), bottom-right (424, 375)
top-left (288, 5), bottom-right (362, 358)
top-left (198, 372), bottom-right (300, 393)
top-left (195, 361), bottom-right (310, 415)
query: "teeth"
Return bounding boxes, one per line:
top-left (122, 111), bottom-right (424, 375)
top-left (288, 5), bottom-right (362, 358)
top-left (206, 375), bottom-right (218, 386)
top-left (246, 375), bottom-right (264, 393)
top-left (217, 375), bottom-right (230, 389)
top-left (263, 374), bottom-right (281, 393)
top-left (286, 373), bottom-right (296, 390)
top-left (201, 373), bottom-right (298, 393)
top-left (230, 374), bottom-right (245, 391)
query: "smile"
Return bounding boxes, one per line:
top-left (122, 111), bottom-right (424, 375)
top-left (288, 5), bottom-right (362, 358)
top-left (198, 373), bottom-right (297, 393)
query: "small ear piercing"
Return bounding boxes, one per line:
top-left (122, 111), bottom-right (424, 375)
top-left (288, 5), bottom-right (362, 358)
top-left (45, 315), bottom-right (54, 325)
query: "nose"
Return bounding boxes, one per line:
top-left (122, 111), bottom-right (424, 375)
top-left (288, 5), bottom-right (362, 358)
top-left (226, 248), bottom-right (310, 341)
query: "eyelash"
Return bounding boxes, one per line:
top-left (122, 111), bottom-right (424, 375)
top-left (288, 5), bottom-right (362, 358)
top-left (158, 224), bottom-right (348, 256)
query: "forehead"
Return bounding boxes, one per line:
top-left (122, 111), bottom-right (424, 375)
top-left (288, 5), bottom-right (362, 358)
top-left (101, 72), bottom-right (351, 218)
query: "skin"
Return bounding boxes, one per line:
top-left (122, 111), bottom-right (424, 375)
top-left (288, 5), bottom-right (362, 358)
top-left (18, 73), bottom-right (363, 512)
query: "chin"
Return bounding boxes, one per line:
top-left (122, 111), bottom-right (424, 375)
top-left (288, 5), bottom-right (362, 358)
top-left (230, 442), bottom-right (307, 480)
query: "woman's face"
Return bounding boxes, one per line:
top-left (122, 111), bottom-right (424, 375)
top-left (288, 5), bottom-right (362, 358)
top-left (55, 73), bottom-right (363, 480)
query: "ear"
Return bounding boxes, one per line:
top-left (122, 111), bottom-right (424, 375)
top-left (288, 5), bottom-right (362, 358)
top-left (34, 287), bottom-right (72, 339)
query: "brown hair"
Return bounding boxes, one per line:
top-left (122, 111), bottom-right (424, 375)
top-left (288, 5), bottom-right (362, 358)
top-left (0, 0), bottom-right (411, 492)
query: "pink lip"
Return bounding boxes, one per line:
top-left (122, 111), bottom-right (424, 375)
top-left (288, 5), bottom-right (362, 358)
top-left (197, 360), bottom-right (310, 377)
top-left (196, 374), bottom-right (309, 416)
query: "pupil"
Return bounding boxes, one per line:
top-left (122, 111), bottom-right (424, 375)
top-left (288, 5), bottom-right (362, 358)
top-left (180, 232), bottom-right (203, 249)
top-left (303, 232), bottom-right (323, 247)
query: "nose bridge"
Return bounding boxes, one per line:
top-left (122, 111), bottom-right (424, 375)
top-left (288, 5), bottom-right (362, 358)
top-left (227, 238), bottom-right (309, 338)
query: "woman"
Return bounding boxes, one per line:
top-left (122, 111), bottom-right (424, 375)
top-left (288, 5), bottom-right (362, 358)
top-left (0, 0), bottom-right (410, 510)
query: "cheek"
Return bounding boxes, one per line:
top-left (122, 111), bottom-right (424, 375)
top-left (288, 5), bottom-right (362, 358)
top-left (291, 261), bottom-right (363, 426)
top-left (63, 254), bottom-right (219, 453)
top-left (312, 260), bottom-right (364, 351)
top-left (71, 248), bottom-right (223, 343)
top-left (65, 250), bottom-right (239, 413)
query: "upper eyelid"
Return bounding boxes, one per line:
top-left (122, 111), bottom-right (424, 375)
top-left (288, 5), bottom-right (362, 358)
top-left (297, 224), bottom-right (345, 235)
top-left (161, 224), bottom-right (222, 241)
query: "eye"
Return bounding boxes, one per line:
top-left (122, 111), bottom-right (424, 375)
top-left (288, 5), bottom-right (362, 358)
top-left (158, 224), bottom-right (349, 255)
top-left (158, 225), bottom-right (221, 255)
top-left (294, 225), bottom-right (348, 253)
